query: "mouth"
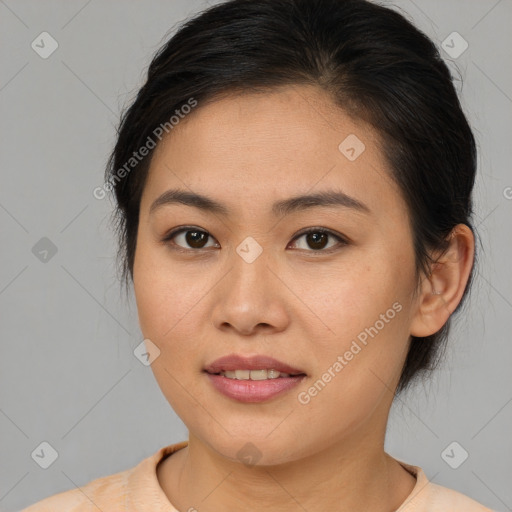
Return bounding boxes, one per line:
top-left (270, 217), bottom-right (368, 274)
top-left (203, 353), bottom-right (307, 402)
top-left (204, 368), bottom-right (306, 380)
top-left (203, 353), bottom-right (307, 378)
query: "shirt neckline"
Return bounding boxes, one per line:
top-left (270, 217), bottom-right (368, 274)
top-left (128, 441), bottom-right (431, 512)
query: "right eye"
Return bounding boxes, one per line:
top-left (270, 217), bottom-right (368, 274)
top-left (162, 227), bottom-right (220, 251)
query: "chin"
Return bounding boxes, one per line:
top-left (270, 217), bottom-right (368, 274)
top-left (195, 429), bottom-right (310, 468)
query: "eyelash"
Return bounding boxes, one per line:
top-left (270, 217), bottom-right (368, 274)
top-left (161, 226), bottom-right (349, 254)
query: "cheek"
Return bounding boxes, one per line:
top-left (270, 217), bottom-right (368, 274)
top-left (133, 242), bottom-right (212, 346)
top-left (304, 256), bottom-right (413, 335)
top-left (133, 240), bottom-right (175, 339)
top-left (293, 270), bottom-right (413, 438)
top-left (133, 245), bottom-right (208, 399)
top-left (295, 250), bottom-right (416, 396)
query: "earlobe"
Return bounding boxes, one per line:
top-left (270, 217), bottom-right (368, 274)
top-left (410, 224), bottom-right (475, 338)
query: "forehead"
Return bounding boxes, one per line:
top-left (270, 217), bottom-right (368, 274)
top-left (153, 85), bottom-right (375, 161)
top-left (143, 85), bottom-right (405, 220)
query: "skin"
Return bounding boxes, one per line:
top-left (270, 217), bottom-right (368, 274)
top-left (132, 84), bottom-right (474, 512)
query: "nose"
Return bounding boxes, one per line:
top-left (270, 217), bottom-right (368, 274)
top-left (210, 249), bottom-right (290, 337)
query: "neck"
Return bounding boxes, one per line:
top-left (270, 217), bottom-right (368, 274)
top-left (157, 420), bottom-right (416, 512)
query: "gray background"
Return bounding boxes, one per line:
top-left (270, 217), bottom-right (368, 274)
top-left (0, 0), bottom-right (511, 510)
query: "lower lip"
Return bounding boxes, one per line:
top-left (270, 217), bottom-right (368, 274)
top-left (206, 373), bottom-right (306, 403)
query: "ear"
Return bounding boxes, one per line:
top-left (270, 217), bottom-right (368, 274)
top-left (410, 224), bottom-right (475, 338)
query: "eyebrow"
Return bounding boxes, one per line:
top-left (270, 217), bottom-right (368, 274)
top-left (149, 188), bottom-right (370, 217)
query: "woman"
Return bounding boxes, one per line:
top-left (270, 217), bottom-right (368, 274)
top-left (22, 0), bottom-right (494, 510)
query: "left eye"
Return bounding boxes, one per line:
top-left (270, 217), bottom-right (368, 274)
top-left (162, 227), bottom-right (347, 252)
top-left (289, 228), bottom-right (347, 252)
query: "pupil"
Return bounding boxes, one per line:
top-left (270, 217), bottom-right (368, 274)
top-left (186, 230), bottom-right (207, 248)
top-left (307, 232), bottom-right (327, 250)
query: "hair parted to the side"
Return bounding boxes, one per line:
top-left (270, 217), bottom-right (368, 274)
top-left (105, 0), bottom-right (477, 395)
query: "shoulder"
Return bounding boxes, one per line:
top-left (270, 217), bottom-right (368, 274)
top-left (19, 441), bottom-right (188, 512)
top-left (396, 459), bottom-right (495, 512)
top-left (19, 468), bottom-right (130, 512)
top-left (427, 481), bottom-right (495, 511)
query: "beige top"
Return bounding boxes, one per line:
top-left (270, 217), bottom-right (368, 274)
top-left (20, 440), bottom-right (495, 512)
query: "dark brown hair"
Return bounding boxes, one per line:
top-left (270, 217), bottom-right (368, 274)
top-left (105, 0), bottom-right (477, 395)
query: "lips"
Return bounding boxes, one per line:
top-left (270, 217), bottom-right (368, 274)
top-left (204, 353), bottom-right (306, 376)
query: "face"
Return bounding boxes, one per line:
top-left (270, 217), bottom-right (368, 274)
top-left (133, 85), bottom-right (420, 465)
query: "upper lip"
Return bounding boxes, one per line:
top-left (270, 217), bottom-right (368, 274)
top-left (204, 354), bottom-right (306, 375)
